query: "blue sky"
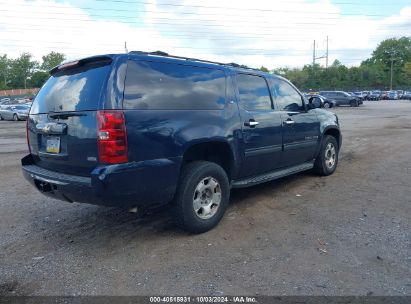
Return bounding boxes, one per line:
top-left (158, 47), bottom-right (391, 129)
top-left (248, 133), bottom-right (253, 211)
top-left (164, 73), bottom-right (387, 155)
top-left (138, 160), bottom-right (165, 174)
top-left (331, 0), bottom-right (411, 16)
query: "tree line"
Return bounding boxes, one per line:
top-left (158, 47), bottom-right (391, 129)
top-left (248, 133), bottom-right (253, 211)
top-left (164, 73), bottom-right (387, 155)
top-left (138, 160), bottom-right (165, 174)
top-left (0, 52), bottom-right (65, 90)
top-left (264, 37), bottom-right (411, 91)
top-left (1, 37), bottom-right (410, 92)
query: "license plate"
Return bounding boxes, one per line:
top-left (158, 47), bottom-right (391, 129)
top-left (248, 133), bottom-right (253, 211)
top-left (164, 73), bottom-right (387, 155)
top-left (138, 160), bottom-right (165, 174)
top-left (46, 137), bottom-right (60, 154)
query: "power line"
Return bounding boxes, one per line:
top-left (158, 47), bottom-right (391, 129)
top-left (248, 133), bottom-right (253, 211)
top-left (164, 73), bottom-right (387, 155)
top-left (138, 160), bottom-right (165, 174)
top-left (0, 28), bottom-right (393, 43)
top-left (0, 9), bottom-right (396, 25)
top-left (0, 1), bottom-right (402, 18)
top-left (1, 16), bottom-right (409, 32)
top-left (0, 42), bottom-right (368, 59)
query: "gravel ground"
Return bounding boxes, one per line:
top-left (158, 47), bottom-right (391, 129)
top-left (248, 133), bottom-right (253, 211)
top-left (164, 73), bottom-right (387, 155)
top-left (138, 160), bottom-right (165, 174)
top-left (0, 101), bottom-right (410, 296)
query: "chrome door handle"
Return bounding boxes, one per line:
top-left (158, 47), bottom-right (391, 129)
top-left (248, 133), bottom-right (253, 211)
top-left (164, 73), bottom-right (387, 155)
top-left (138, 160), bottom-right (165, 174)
top-left (283, 119), bottom-right (295, 125)
top-left (249, 121), bottom-right (259, 126)
top-left (244, 120), bottom-right (259, 127)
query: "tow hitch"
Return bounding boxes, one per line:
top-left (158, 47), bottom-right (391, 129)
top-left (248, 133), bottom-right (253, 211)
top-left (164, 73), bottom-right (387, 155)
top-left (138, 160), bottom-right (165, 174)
top-left (34, 180), bottom-right (52, 193)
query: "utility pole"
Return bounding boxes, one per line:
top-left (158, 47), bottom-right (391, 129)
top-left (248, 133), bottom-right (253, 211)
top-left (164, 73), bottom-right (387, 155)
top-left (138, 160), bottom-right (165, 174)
top-left (390, 56), bottom-right (394, 91)
top-left (313, 40), bottom-right (316, 67)
top-left (312, 38), bottom-right (328, 67)
top-left (326, 36), bottom-right (329, 68)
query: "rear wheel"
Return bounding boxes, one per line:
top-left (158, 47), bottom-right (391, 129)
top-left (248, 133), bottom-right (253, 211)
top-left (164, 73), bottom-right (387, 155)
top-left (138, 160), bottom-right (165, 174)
top-left (313, 135), bottom-right (339, 176)
top-left (324, 102), bottom-right (330, 108)
top-left (173, 161), bottom-right (229, 234)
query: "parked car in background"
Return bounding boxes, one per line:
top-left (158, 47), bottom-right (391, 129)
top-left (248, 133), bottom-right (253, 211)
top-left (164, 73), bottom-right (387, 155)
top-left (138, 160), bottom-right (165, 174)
top-left (354, 91), bottom-right (367, 101)
top-left (403, 91), bottom-right (411, 100)
top-left (368, 90), bottom-right (382, 101)
top-left (305, 94), bottom-right (337, 108)
top-left (396, 90), bottom-right (404, 99)
top-left (0, 99), bottom-right (17, 109)
top-left (387, 91), bottom-right (399, 100)
top-left (319, 91), bottom-right (360, 107)
top-left (362, 91), bottom-right (370, 100)
top-left (0, 104), bottom-right (31, 121)
top-left (348, 92), bottom-right (363, 105)
top-left (381, 91), bottom-right (389, 100)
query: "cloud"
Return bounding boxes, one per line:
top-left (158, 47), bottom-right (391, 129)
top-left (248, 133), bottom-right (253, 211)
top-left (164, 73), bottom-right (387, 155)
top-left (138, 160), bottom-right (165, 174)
top-left (0, 0), bottom-right (410, 68)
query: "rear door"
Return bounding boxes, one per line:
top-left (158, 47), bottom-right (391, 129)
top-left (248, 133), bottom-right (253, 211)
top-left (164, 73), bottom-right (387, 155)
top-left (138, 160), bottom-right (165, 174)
top-left (270, 78), bottom-right (320, 167)
top-left (236, 73), bottom-right (283, 177)
top-left (27, 58), bottom-right (113, 176)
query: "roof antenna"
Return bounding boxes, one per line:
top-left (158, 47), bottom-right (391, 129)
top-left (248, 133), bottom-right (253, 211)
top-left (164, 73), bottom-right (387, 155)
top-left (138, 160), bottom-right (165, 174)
top-left (124, 41), bottom-right (128, 53)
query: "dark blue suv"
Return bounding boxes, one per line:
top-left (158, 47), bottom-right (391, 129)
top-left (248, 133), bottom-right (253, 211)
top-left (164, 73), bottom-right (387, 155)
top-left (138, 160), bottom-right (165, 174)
top-left (22, 51), bottom-right (342, 233)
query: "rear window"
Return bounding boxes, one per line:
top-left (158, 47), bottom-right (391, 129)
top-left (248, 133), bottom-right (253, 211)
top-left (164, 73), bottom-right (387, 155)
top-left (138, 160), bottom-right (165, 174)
top-left (30, 62), bottom-right (111, 114)
top-left (123, 60), bottom-right (226, 110)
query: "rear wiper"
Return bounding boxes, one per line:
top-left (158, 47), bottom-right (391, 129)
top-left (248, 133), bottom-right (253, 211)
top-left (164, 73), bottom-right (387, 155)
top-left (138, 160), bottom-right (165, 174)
top-left (48, 112), bottom-right (86, 119)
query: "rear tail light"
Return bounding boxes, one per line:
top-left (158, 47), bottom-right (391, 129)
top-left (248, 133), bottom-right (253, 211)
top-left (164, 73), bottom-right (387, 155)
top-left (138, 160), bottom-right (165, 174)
top-left (97, 110), bottom-right (128, 164)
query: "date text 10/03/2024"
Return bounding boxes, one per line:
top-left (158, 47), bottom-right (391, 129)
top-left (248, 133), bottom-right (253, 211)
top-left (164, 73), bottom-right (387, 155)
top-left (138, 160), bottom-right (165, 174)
top-left (149, 296), bottom-right (257, 303)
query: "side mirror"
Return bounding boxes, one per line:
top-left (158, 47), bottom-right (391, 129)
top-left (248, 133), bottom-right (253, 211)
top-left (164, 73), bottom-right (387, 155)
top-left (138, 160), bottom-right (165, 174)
top-left (308, 96), bottom-right (324, 109)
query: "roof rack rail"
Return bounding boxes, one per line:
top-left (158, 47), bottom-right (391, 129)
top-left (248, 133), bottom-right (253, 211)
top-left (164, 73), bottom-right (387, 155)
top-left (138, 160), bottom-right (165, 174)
top-left (128, 50), bottom-right (261, 72)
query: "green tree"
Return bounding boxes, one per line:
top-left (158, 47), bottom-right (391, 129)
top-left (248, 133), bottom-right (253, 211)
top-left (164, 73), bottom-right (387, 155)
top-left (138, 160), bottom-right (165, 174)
top-left (41, 51), bottom-right (65, 71)
top-left (9, 53), bottom-right (38, 89)
top-left (260, 66), bottom-right (269, 72)
top-left (0, 54), bottom-right (10, 89)
top-left (369, 37), bottom-right (411, 88)
top-left (29, 71), bottom-right (49, 88)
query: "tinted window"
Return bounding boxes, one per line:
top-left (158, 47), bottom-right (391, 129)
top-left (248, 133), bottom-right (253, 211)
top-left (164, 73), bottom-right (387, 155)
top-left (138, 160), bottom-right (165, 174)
top-left (236, 74), bottom-right (272, 111)
top-left (272, 78), bottom-right (303, 112)
top-left (123, 61), bottom-right (226, 110)
top-left (30, 62), bottom-right (111, 114)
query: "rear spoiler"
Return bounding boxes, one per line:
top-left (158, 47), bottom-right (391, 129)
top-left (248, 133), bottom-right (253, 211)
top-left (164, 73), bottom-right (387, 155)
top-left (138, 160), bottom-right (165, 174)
top-left (49, 56), bottom-right (113, 75)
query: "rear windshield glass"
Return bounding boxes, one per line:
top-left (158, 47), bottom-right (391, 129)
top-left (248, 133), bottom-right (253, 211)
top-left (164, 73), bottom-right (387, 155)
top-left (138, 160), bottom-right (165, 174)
top-left (123, 60), bottom-right (226, 110)
top-left (30, 62), bottom-right (111, 114)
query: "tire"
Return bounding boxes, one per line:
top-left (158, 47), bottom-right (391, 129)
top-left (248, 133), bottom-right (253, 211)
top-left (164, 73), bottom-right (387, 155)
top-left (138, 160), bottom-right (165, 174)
top-left (323, 102), bottom-right (330, 109)
top-left (313, 135), bottom-right (339, 176)
top-left (13, 114), bottom-right (19, 121)
top-left (0, 114), bottom-right (3, 120)
top-left (173, 161), bottom-right (230, 234)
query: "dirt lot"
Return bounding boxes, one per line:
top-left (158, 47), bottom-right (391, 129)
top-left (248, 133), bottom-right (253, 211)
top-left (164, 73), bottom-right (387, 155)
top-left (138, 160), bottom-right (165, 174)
top-left (0, 101), bottom-right (410, 296)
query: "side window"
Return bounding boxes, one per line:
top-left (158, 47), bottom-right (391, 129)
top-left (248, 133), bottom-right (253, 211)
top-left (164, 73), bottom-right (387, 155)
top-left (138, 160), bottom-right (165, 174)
top-left (123, 60), bottom-right (226, 110)
top-left (272, 79), bottom-right (304, 112)
top-left (236, 74), bottom-right (272, 111)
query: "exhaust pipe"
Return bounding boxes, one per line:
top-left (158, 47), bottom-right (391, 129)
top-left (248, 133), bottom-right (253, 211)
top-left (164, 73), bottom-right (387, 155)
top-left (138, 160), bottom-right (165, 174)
top-left (128, 207), bottom-right (138, 213)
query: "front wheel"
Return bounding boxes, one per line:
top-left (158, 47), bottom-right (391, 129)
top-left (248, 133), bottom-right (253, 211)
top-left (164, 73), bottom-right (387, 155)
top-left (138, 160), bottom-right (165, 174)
top-left (13, 114), bottom-right (19, 121)
top-left (313, 135), bottom-right (339, 176)
top-left (323, 102), bottom-right (330, 108)
top-left (173, 161), bottom-right (230, 234)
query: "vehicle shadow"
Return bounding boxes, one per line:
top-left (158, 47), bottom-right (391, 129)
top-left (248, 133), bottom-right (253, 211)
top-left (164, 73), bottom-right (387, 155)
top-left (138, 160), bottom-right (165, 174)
top-left (30, 171), bottom-right (315, 253)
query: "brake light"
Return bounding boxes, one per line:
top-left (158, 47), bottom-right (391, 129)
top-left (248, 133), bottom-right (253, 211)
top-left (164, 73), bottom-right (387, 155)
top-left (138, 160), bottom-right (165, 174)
top-left (97, 110), bottom-right (128, 164)
top-left (26, 118), bottom-right (31, 153)
top-left (58, 61), bottom-right (79, 70)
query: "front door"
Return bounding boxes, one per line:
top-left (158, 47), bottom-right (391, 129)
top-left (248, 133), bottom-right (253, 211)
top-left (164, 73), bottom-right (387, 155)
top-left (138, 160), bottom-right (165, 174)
top-left (270, 78), bottom-right (320, 167)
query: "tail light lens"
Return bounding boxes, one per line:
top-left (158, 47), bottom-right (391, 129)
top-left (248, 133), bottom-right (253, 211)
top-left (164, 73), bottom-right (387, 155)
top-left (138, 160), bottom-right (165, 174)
top-left (97, 110), bottom-right (128, 164)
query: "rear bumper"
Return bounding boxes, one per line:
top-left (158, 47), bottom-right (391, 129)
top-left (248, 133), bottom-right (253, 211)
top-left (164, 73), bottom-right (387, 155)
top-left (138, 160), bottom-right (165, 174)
top-left (21, 154), bottom-right (181, 208)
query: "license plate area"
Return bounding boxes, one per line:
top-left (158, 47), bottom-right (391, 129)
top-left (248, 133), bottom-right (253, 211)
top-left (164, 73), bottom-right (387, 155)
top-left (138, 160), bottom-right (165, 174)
top-left (46, 136), bottom-right (61, 154)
